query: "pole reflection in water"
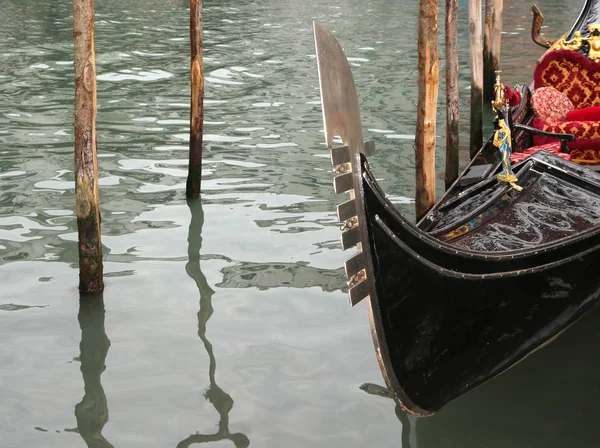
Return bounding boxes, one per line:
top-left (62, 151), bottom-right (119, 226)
top-left (73, 296), bottom-right (114, 448)
top-left (178, 198), bottom-right (249, 448)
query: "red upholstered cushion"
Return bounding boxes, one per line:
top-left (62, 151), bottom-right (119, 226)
top-left (531, 87), bottom-right (574, 122)
top-left (510, 141), bottom-right (571, 164)
top-left (531, 117), bottom-right (600, 146)
top-left (566, 105), bottom-right (600, 121)
top-left (570, 147), bottom-right (600, 165)
top-left (533, 49), bottom-right (600, 109)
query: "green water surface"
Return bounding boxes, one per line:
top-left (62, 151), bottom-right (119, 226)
top-left (1, 0), bottom-right (598, 446)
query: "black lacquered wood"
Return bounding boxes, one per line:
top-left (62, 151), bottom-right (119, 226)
top-left (358, 152), bottom-right (600, 414)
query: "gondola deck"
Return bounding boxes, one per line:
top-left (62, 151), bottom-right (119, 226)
top-left (428, 152), bottom-right (600, 250)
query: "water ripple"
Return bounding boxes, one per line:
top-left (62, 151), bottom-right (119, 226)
top-left (0, 0), bottom-right (587, 446)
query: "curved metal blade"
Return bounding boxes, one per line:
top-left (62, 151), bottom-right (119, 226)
top-left (313, 22), bottom-right (364, 155)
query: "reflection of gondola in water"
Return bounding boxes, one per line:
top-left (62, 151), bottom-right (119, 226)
top-left (178, 199), bottom-right (249, 448)
top-left (69, 296), bottom-right (114, 448)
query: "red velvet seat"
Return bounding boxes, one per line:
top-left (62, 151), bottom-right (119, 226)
top-left (534, 50), bottom-right (600, 109)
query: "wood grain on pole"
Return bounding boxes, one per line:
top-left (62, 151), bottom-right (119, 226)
top-left (186, 0), bottom-right (204, 198)
top-left (469, 0), bottom-right (484, 159)
top-left (483, 0), bottom-right (503, 102)
top-left (415, 0), bottom-right (439, 220)
top-left (445, 0), bottom-right (459, 190)
top-left (73, 0), bottom-right (103, 293)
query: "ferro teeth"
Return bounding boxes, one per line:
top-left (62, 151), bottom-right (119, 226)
top-left (340, 216), bottom-right (358, 231)
top-left (334, 172), bottom-right (353, 194)
top-left (330, 145), bottom-right (351, 165)
top-left (337, 199), bottom-right (357, 222)
top-left (348, 269), bottom-right (367, 287)
top-left (363, 140), bottom-right (375, 157)
top-left (333, 163), bottom-right (351, 174)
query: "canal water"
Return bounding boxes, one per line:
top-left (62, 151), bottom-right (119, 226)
top-left (1, 0), bottom-right (599, 446)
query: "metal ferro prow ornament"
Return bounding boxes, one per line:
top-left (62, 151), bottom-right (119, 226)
top-left (491, 70), bottom-right (523, 192)
top-left (313, 22), bottom-right (374, 307)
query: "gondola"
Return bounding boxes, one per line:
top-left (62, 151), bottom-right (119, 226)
top-left (314, 0), bottom-right (600, 417)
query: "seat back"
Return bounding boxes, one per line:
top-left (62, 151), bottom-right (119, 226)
top-left (534, 49), bottom-right (600, 109)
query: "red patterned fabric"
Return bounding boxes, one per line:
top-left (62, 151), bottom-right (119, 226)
top-left (529, 49), bottom-right (600, 166)
top-left (570, 147), bottom-right (600, 165)
top-left (566, 105), bottom-right (600, 121)
top-left (510, 141), bottom-right (571, 163)
top-left (530, 117), bottom-right (600, 165)
top-left (531, 87), bottom-right (574, 122)
top-left (534, 49), bottom-right (600, 109)
top-left (531, 117), bottom-right (600, 145)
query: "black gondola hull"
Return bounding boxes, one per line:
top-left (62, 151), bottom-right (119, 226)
top-left (360, 154), bottom-right (600, 415)
top-left (312, 5), bottom-right (600, 416)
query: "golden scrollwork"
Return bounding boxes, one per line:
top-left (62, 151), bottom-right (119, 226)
top-left (588, 24), bottom-right (600, 62)
top-left (550, 25), bottom-right (600, 62)
top-left (551, 31), bottom-right (583, 52)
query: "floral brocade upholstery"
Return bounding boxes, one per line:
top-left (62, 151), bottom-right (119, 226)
top-left (531, 117), bottom-right (600, 165)
top-left (510, 141), bottom-right (571, 164)
top-left (534, 50), bottom-right (600, 109)
top-left (528, 50), bottom-right (600, 166)
top-left (532, 117), bottom-right (600, 141)
top-left (531, 87), bottom-right (574, 122)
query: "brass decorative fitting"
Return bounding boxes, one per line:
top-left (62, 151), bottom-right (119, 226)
top-left (333, 163), bottom-right (351, 174)
top-left (340, 216), bottom-right (358, 231)
top-left (348, 269), bottom-right (366, 287)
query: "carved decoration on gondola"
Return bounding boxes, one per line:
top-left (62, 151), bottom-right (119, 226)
top-left (550, 24), bottom-right (600, 61)
top-left (494, 118), bottom-right (523, 192)
top-left (492, 71), bottom-right (523, 191)
top-left (531, 5), bottom-right (557, 49)
top-left (491, 70), bottom-right (506, 112)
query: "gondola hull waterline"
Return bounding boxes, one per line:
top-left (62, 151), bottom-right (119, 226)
top-left (314, 0), bottom-right (600, 416)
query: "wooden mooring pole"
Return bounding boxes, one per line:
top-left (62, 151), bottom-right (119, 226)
top-left (469, 0), bottom-right (484, 159)
top-left (415, 0), bottom-right (440, 220)
top-left (445, 0), bottom-right (459, 190)
top-left (73, 0), bottom-right (103, 293)
top-left (186, 0), bottom-right (205, 198)
top-left (483, 0), bottom-right (503, 102)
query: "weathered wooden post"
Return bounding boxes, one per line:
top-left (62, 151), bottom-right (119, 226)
top-left (445, 0), bottom-right (460, 190)
top-left (186, 0), bottom-right (205, 198)
top-left (73, 0), bottom-right (103, 293)
top-left (415, 0), bottom-right (440, 220)
top-left (469, 0), bottom-right (484, 159)
top-left (483, 0), bottom-right (503, 102)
